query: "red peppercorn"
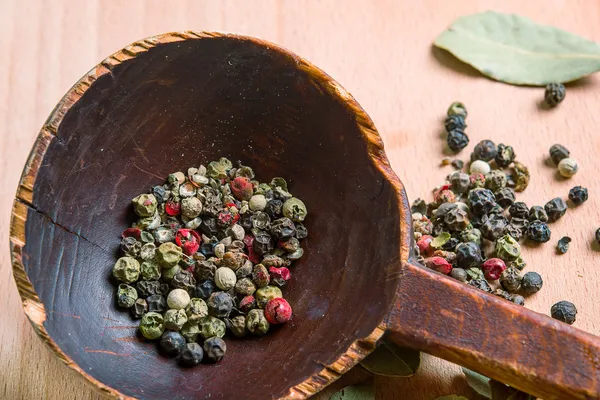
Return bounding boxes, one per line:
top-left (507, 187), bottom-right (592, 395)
top-left (243, 235), bottom-right (261, 263)
top-left (165, 200), bottom-right (181, 216)
top-left (424, 256), bottom-right (452, 275)
top-left (121, 228), bottom-right (141, 239)
top-left (239, 295), bottom-right (256, 313)
top-left (175, 229), bottom-right (201, 256)
top-left (269, 266), bottom-right (291, 286)
top-left (230, 177), bottom-right (254, 201)
top-left (264, 298), bottom-right (292, 324)
top-left (482, 258), bottom-right (506, 280)
top-left (417, 235), bottom-right (434, 256)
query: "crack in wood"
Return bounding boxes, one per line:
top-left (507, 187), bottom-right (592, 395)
top-left (15, 197), bottom-right (110, 254)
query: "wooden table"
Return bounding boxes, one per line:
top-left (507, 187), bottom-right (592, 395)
top-left (1, 1), bottom-right (599, 399)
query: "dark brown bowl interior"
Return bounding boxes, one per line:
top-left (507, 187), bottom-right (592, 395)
top-left (20, 34), bottom-right (402, 399)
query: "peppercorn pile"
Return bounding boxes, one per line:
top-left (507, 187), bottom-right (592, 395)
top-left (112, 158), bottom-right (307, 366)
top-left (415, 102), bottom-right (586, 319)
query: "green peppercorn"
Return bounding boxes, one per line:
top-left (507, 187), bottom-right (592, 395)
top-left (447, 101), bottom-right (467, 118)
top-left (186, 298), bottom-right (208, 323)
top-left (255, 285), bottom-right (283, 308)
top-left (162, 264), bottom-right (181, 282)
top-left (282, 197), bottom-right (307, 222)
top-left (246, 309), bottom-right (270, 335)
top-left (544, 83), bottom-right (566, 107)
top-left (495, 143), bottom-right (515, 168)
top-left (116, 283), bottom-right (138, 308)
top-left (495, 234), bottom-right (521, 261)
top-left (226, 315), bottom-right (247, 338)
top-left (112, 256), bottom-right (141, 283)
top-left (235, 278), bottom-right (257, 296)
top-left (157, 242), bottom-right (182, 268)
top-left (512, 161), bottom-right (530, 192)
top-left (139, 312), bottom-right (165, 340)
top-left (203, 337), bottom-right (227, 363)
top-left (164, 309), bottom-right (188, 331)
top-left (206, 157), bottom-right (233, 179)
top-left (199, 316), bottom-right (226, 339)
top-left (551, 301), bottom-right (577, 324)
top-left (508, 256), bottom-right (527, 271)
top-left (459, 228), bottom-right (482, 246)
top-left (141, 260), bottom-right (161, 281)
top-left (132, 193), bottom-right (158, 217)
top-left (521, 272), bottom-right (543, 295)
top-left (180, 321), bottom-right (201, 342)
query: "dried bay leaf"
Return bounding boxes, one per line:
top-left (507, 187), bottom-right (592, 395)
top-left (434, 11), bottom-right (600, 85)
top-left (360, 341), bottom-right (420, 377)
top-left (462, 367), bottom-right (492, 398)
top-left (329, 382), bottom-right (375, 400)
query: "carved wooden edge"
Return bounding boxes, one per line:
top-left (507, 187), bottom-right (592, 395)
top-left (8, 30), bottom-right (411, 399)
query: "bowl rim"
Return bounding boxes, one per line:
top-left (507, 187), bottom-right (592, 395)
top-left (9, 30), bottom-right (412, 399)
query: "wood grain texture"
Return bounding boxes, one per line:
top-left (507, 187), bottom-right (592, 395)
top-left (0, 1), bottom-right (599, 399)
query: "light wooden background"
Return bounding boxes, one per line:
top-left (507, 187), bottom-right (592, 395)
top-left (2, 1), bottom-right (600, 399)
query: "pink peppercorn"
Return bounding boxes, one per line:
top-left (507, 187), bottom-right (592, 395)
top-left (230, 177), bottom-right (254, 201)
top-left (244, 235), bottom-right (261, 263)
top-left (239, 295), bottom-right (256, 313)
top-left (269, 267), bottom-right (291, 286)
top-left (175, 229), bottom-right (201, 256)
top-left (121, 228), bottom-right (141, 240)
top-left (417, 235), bottom-right (434, 256)
top-left (425, 256), bottom-right (452, 275)
top-left (165, 200), bottom-right (181, 216)
top-left (264, 298), bottom-right (292, 324)
top-left (482, 258), bottom-right (506, 280)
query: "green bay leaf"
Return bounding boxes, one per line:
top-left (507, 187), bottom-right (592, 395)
top-left (434, 11), bottom-right (600, 85)
top-left (462, 367), bottom-right (492, 398)
top-left (329, 382), bottom-right (375, 400)
top-left (360, 341), bottom-right (420, 377)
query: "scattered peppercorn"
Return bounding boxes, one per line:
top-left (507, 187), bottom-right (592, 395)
top-left (568, 186), bottom-right (588, 206)
top-left (447, 101), bottom-right (467, 118)
top-left (203, 337), bottom-right (227, 362)
top-left (544, 83), bottom-right (566, 107)
top-left (494, 144), bottom-right (515, 168)
top-left (447, 130), bottom-right (469, 153)
top-left (558, 158), bottom-right (578, 178)
top-left (472, 140), bottom-right (497, 162)
top-left (528, 206), bottom-right (548, 223)
top-left (551, 301), bottom-right (577, 325)
top-left (451, 159), bottom-right (464, 169)
top-left (545, 198), bottom-right (568, 222)
top-left (264, 298), bottom-right (293, 324)
top-left (445, 114), bottom-right (467, 132)
top-left (500, 267), bottom-right (521, 292)
top-left (512, 161), bottom-right (530, 192)
top-left (179, 343), bottom-right (204, 366)
top-left (557, 236), bottom-right (572, 254)
top-left (495, 187), bottom-right (516, 208)
top-left (521, 272), bottom-right (543, 295)
top-left (526, 220), bottom-right (551, 243)
top-left (508, 202), bottom-right (529, 219)
top-left (160, 331), bottom-right (186, 357)
top-left (549, 144), bottom-right (570, 165)
top-left (470, 160), bottom-right (491, 175)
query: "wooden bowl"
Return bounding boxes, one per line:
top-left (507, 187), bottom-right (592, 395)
top-left (10, 32), bottom-right (600, 400)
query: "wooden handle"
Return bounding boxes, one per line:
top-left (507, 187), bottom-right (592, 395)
top-left (385, 260), bottom-right (600, 400)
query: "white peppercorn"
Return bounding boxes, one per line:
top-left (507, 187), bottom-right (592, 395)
top-left (167, 288), bottom-right (191, 310)
top-left (214, 267), bottom-right (237, 291)
top-left (558, 158), bottom-right (578, 178)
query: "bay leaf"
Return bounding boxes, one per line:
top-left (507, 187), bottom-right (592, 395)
top-left (360, 341), bottom-right (420, 377)
top-left (462, 367), bottom-right (492, 398)
top-left (435, 396), bottom-right (470, 400)
top-left (434, 11), bottom-right (600, 85)
top-left (329, 382), bottom-right (375, 400)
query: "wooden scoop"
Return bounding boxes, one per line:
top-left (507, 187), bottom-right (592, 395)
top-left (10, 32), bottom-right (600, 400)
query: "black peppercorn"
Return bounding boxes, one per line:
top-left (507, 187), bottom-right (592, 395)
top-left (495, 143), bottom-right (516, 168)
top-left (455, 242), bottom-right (483, 269)
top-left (526, 220), bottom-right (551, 243)
top-left (179, 342), bottom-right (204, 366)
top-left (509, 202), bottom-right (529, 219)
top-left (294, 223), bottom-right (308, 239)
top-left (472, 140), bottom-right (497, 162)
top-left (171, 270), bottom-right (197, 294)
top-left (137, 280), bottom-right (168, 297)
top-left (509, 294), bottom-right (525, 306)
top-left (253, 229), bottom-right (274, 255)
top-left (551, 300), bottom-right (577, 325)
top-left (568, 186), bottom-right (588, 206)
top-left (505, 224), bottom-right (523, 241)
top-left (520, 271), bottom-right (543, 295)
top-left (269, 217), bottom-right (296, 239)
top-left (596, 228), bottom-right (600, 245)
top-left (264, 199), bottom-right (283, 219)
top-left (528, 206), bottom-right (548, 222)
top-left (495, 187), bottom-right (516, 208)
top-left (480, 215), bottom-right (509, 241)
top-left (451, 159), bottom-right (464, 169)
top-left (160, 331), bottom-right (186, 357)
top-left (203, 337), bottom-right (227, 362)
top-left (442, 237), bottom-right (460, 251)
top-left (544, 197), bottom-right (567, 222)
top-left (444, 114), bottom-right (467, 132)
top-left (549, 144), bottom-right (570, 165)
top-left (500, 267), bottom-right (521, 293)
top-left (147, 294), bottom-right (167, 313)
top-left (199, 217), bottom-right (218, 237)
top-left (131, 298), bottom-right (148, 319)
top-left (152, 185), bottom-right (169, 203)
top-left (196, 279), bottom-right (215, 300)
top-left (469, 278), bottom-right (492, 293)
top-left (468, 188), bottom-right (497, 215)
top-left (449, 267), bottom-right (468, 282)
top-left (557, 236), bottom-right (571, 254)
top-left (207, 292), bottom-right (233, 318)
top-left (510, 217), bottom-right (529, 230)
top-left (447, 130), bottom-right (469, 153)
top-left (444, 208), bottom-right (470, 231)
top-left (544, 83), bottom-right (566, 107)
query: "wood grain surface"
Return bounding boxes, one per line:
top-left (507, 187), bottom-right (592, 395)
top-left (1, 1), bottom-right (599, 399)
